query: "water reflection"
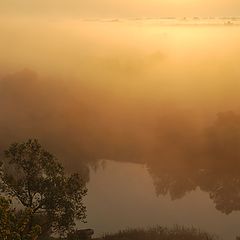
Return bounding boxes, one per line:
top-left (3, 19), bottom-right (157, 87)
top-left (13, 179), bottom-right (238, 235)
top-left (149, 167), bottom-right (240, 214)
top-left (84, 160), bottom-right (240, 240)
top-left (148, 111), bottom-right (240, 214)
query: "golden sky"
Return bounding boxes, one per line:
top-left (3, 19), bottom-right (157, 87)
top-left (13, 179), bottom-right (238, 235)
top-left (1, 0), bottom-right (240, 18)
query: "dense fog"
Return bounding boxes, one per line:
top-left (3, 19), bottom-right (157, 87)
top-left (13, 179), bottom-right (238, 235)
top-left (1, 18), bottom-right (240, 184)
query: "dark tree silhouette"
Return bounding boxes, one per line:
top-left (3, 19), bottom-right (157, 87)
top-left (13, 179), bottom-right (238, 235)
top-left (0, 139), bottom-right (87, 238)
top-left (0, 196), bottom-right (41, 239)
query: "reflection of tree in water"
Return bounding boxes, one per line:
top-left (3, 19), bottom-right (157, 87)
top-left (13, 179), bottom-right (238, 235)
top-left (200, 171), bottom-right (240, 214)
top-left (148, 111), bottom-right (240, 214)
top-left (150, 167), bottom-right (240, 214)
top-left (150, 170), bottom-right (197, 200)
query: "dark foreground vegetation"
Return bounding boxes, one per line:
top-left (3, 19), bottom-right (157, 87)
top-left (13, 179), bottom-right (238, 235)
top-left (101, 226), bottom-right (219, 240)
top-left (0, 139), bottom-right (87, 239)
top-left (0, 139), bottom-right (221, 240)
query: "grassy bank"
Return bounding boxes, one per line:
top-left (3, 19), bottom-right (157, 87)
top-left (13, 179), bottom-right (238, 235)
top-left (101, 226), bottom-right (219, 240)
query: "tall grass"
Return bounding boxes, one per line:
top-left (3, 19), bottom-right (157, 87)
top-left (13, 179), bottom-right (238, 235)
top-left (101, 226), bottom-right (219, 240)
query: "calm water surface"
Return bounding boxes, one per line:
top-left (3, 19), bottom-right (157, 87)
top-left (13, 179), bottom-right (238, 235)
top-left (84, 160), bottom-right (240, 240)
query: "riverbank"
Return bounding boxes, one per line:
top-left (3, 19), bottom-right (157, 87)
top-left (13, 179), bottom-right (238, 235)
top-left (99, 226), bottom-right (219, 240)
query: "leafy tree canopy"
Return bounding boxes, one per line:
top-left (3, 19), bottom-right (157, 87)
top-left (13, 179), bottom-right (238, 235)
top-left (0, 139), bottom-right (87, 238)
top-left (0, 196), bottom-right (41, 240)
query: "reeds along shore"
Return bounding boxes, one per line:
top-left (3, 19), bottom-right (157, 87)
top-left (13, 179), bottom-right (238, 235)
top-left (100, 226), bottom-right (219, 240)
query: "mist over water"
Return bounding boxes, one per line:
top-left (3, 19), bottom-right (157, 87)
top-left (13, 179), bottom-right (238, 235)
top-left (1, 17), bottom-right (240, 239)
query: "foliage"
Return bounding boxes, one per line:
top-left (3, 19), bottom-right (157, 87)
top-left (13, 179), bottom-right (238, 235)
top-left (102, 226), bottom-right (219, 240)
top-left (0, 139), bottom-right (87, 238)
top-left (0, 196), bottom-right (41, 240)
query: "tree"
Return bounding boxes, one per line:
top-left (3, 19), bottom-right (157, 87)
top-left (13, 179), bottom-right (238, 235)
top-left (0, 139), bottom-right (87, 238)
top-left (0, 196), bottom-right (41, 240)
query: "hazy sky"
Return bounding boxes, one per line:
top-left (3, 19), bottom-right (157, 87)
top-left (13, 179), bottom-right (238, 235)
top-left (1, 0), bottom-right (240, 18)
